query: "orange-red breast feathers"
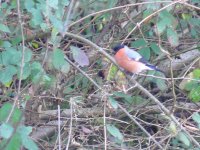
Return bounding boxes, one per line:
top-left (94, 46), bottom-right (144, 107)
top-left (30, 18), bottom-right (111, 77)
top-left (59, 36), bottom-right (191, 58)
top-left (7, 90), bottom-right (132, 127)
top-left (114, 47), bottom-right (150, 73)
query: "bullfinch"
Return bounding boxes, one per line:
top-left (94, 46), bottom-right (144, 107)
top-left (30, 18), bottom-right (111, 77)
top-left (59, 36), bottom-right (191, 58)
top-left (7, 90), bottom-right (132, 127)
top-left (113, 44), bottom-right (164, 74)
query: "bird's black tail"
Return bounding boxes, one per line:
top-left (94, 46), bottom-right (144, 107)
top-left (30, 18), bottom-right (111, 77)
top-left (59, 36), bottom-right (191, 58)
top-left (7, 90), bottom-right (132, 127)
top-left (146, 64), bottom-right (165, 74)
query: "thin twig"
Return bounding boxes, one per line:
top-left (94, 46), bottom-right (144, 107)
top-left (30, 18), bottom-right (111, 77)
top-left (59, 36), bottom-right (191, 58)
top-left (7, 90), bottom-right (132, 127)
top-left (66, 58), bottom-right (163, 148)
top-left (182, 57), bottom-right (200, 78)
top-left (103, 95), bottom-right (107, 150)
top-left (122, 0), bottom-right (182, 43)
top-left (16, 0), bottom-right (25, 102)
top-left (62, 0), bottom-right (75, 35)
top-left (6, 0), bottom-right (25, 122)
top-left (68, 1), bottom-right (173, 28)
top-left (118, 104), bottom-right (163, 149)
top-left (136, 73), bottom-right (200, 82)
top-left (65, 98), bottom-right (73, 150)
top-left (181, 1), bottom-right (200, 11)
top-left (42, 39), bottom-right (49, 67)
top-left (63, 45), bottom-right (164, 148)
top-left (64, 56), bottom-right (102, 90)
top-left (134, 80), bottom-right (200, 147)
top-left (169, 58), bottom-right (177, 114)
top-left (63, 31), bottom-right (200, 147)
top-left (58, 105), bottom-right (61, 150)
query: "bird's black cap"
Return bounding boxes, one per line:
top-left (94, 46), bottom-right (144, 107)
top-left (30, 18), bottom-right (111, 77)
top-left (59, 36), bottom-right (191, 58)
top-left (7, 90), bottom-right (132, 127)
top-left (113, 44), bottom-right (125, 53)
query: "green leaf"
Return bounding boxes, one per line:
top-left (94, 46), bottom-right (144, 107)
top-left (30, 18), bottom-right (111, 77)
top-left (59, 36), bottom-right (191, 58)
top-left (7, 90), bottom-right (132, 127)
top-left (131, 39), bottom-right (147, 48)
top-left (192, 112), bottom-right (200, 129)
top-left (60, 0), bottom-right (70, 6)
top-left (146, 71), bottom-right (167, 91)
top-left (167, 28), bottom-right (179, 47)
top-left (189, 18), bottom-right (200, 27)
top-left (113, 92), bottom-right (133, 104)
top-left (0, 65), bottom-right (17, 85)
top-left (63, 86), bottom-right (74, 94)
top-left (1, 47), bottom-right (31, 66)
top-left (24, 0), bottom-right (34, 11)
top-left (45, 75), bottom-right (56, 88)
top-left (48, 0), bottom-right (58, 9)
top-left (0, 55), bottom-right (2, 64)
top-left (24, 94), bottom-right (31, 101)
top-left (17, 63), bottom-right (31, 80)
top-left (132, 96), bottom-right (146, 105)
top-left (0, 103), bottom-right (12, 122)
top-left (0, 40), bottom-right (3, 46)
top-left (60, 61), bottom-right (70, 74)
top-left (181, 13), bottom-right (192, 20)
top-left (17, 126), bottom-right (32, 136)
top-left (146, 0), bottom-right (161, 10)
top-left (11, 36), bottom-right (22, 45)
top-left (0, 103), bottom-right (21, 125)
top-left (17, 126), bottom-right (38, 150)
top-left (31, 72), bottom-right (43, 84)
top-left (40, 23), bottom-right (49, 31)
top-left (1, 48), bottom-right (21, 65)
top-left (22, 136), bottom-right (38, 150)
top-left (31, 42), bottom-right (39, 49)
top-left (150, 43), bottom-right (161, 55)
top-left (0, 23), bottom-right (11, 33)
top-left (171, 138), bottom-right (179, 147)
top-left (31, 62), bottom-right (44, 83)
top-left (192, 0), bottom-right (200, 4)
top-left (169, 121), bottom-right (177, 135)
top-left (1, 49), bottom-right (12, 65)
top-left (138, 47), bottom-right (151, 60)
top-left (159, 10), bottom-right (177, 28)
top-left (108, 0), bottom-right (118, 8)
top-left (156, 19), bottom-right (168, 34)
top-left (30, 8), bottom-right (43, 26)
top-left (156, 78), bottom-right (167, 91)
top-left (156, 10), bottom-right (177, 34)
top-left (23, 48), bottom-right (32, 63)
top-left (107, 124), bottom-right (123, 141)
top-left (108, 97), bottom-right (118, 109)
top-left (191, 28), bottom-right (198, 39)
top-left (0, 123), bottom-right (14, 139)
top-left (189, 86), bottom-right (200, 102)
top-left (184, 80), bottom-right (199, 91)
top-left (31, 61), bottom-right (43, 72)
top-left (177, 132), bottom-right (191, 147)
top-left (2, 41), bottom-right (12, 48)
top-left (10, 107), bottom-right (22, 124)
top-left (107, 65), bottom-right (118, 81)
top-left (50, 28), bottom-right (59, 44)
top-left (193, 69), bottom-right (200, 78)
top-left (42, 74), bottom-right (52, 86)
top-left (52, 49), bottom-right (65, 70)
top-left (5, 133), bottom-right (21, 150)
top-left (143, 9), bottom-right (153, 19)
top-left (70, 46), bottom-right (89, 67)
top-left (51, 49), bottom-right (70, 73)
top-left (49, 15), bottom-right (63, 32)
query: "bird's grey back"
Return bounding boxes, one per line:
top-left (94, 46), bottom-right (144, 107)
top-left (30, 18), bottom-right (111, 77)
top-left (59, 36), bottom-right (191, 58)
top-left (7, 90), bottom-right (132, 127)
top-left (124, 46), bottom-right (142, 61)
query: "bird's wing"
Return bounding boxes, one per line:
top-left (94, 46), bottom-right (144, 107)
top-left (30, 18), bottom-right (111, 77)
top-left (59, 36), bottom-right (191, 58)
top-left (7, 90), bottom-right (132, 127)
top-left (124, 46), bottom-right (148, 64)
top-left (125, 46), bottom-right (149, 64)
top-left (124, 46), bottom-right (142, 60)
top-left (138, 57), bottom-right (149, 64)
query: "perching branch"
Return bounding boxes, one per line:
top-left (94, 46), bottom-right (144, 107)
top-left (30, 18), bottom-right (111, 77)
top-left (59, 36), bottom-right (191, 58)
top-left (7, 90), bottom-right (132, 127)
top-left (63, 31), bottom-right (200, 148)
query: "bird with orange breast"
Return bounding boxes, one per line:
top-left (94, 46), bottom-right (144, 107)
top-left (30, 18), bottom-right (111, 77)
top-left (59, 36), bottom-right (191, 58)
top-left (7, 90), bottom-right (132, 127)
top-left (113, 44), bottom-right (164, 74)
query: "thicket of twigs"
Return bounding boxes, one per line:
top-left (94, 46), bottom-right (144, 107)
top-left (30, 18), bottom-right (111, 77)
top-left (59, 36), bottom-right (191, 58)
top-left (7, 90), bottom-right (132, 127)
top-left (0, 0), bottom-right (200, 150)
